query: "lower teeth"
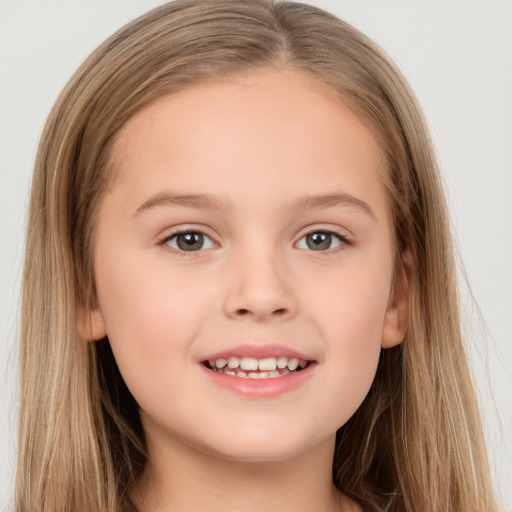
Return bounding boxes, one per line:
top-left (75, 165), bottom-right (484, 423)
top-left (209, 366), bottom-right (301, 379)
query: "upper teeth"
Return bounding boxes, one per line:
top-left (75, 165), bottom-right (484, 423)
top-left (208, 356), bottom-right (307, 372)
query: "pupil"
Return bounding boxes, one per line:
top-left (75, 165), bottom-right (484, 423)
top-left (177, 232), bottom-right (203, 251)
top-left (307, 232), bottom-right (331, 251)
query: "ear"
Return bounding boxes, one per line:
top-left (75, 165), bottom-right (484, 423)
top-left (77, 305), bottom-right (107, 342)
top-left (381, 249), bottom-right (413, 349)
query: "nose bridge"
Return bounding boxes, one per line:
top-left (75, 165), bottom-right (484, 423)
top-left (223, 238), bottom-right (297, 321)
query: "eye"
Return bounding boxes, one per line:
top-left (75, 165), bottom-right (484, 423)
top-left (161, 231), bottom-right (217, 252)
top-left (295, 230), bottom-right (348, 251)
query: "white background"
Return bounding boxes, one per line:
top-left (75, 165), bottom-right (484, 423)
top-left (1, 0), bottom-right (511, 510)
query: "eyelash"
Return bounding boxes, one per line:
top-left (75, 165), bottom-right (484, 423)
top-left (157, 227), bottom-right (352, 255)
top-left (157, 228), bottom-right (219, 256)
top-left (295, 229), bottom-right (351, 252)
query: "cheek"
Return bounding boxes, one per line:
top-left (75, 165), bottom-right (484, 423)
top-left (93, 249), bottom-right (216, 396)
top-left (302, 256), bottom-right (391, 419)
top-left (306, 249), bottom-right (391, 345)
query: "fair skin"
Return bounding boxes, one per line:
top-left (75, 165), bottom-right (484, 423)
top-left (84, 68), bottom-right (409, 512)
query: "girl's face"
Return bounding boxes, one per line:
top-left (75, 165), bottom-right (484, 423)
top-left (86, 68), bottom-right (409, 462)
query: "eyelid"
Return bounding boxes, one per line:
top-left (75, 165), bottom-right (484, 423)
top-left (296, 223), bottom-right (352, 239)
top-left (155, 223), bottom-right (352, 254)
top-left (156, 225), bottom-right (220, 254)
top-left (294, 225), bottom-right (353, 250)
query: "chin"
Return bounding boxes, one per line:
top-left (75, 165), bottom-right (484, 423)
top-left (205, 445), bottom-right (306, 464)
top-left (193, 429), bottom-right (324, 464)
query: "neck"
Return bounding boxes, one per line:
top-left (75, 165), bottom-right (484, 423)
top-left (130, 429), bottom-right (357, 512)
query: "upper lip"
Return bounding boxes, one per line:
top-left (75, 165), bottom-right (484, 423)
top-left (201, 343), bottom-right (315, 363)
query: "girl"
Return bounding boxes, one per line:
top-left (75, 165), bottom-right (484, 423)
top-left (15, 0), bottom-right (501, 511)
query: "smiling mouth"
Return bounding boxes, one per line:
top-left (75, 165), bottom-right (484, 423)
top-left (203, 356), bottom-right (310, 379)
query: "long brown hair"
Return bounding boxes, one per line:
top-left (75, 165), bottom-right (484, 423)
top-left (17, 1), bottom-right (499, 510)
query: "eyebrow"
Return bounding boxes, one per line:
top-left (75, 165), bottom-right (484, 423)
top-left (133, 191), bottom-right (375, 219)
top-left (290, 193), bottom-right (376, 219)
top-left (133, 193), bottom-right (235, 216)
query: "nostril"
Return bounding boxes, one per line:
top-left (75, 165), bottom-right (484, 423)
top-left (235, 308), bottom-right (288, 317)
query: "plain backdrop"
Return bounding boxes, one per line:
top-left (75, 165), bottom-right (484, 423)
top-left (1, 0), bottom-right (511, 510)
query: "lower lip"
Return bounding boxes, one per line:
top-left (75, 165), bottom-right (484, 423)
top-left (199, 363), bottom-right (316, 398)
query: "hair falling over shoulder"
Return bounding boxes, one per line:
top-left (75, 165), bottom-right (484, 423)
top-left (16, 1), bottom-right (500, 511)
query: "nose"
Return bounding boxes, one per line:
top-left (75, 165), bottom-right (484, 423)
top-left (223, 249), bottom-right (297, 322)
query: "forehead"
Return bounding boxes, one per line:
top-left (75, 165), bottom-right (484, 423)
top-left (107, 67), bottom-right (389, 223)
